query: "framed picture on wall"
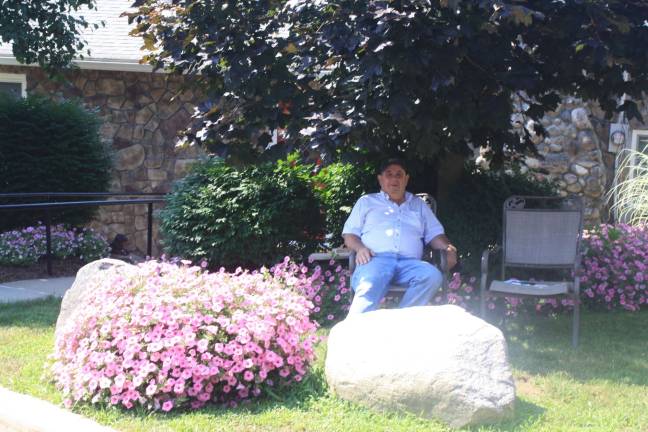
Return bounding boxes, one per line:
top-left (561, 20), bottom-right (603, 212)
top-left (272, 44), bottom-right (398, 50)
top-left (608, 123), bottom-right (630, 153)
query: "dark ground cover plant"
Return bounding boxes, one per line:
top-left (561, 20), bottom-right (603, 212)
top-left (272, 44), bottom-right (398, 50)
top-left (160, 157), bottom-right (324, 270)
top-left (0, 95), bottom-right (112, 232)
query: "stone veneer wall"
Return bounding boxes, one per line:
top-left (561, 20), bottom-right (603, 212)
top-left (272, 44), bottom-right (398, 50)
top-left (0, 65), bottom-right (204, 254)
top-left (520, 96), bottom-right (648, 226)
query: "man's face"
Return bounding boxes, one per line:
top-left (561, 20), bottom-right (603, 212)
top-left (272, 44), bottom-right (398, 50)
top-left (378, 164), bottom-right (409, 199)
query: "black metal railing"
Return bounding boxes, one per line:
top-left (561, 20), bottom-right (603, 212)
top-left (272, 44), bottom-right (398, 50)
top-left (0, 192), bottom-right (166, 275)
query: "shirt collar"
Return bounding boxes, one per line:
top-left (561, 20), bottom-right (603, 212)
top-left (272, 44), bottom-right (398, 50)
top-left (380, 190), bottom-right (412, 205)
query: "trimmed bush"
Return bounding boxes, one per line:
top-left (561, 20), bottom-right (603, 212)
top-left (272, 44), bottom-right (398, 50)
top-left (160, 158), bottom-right (325, 269)
top-left (0, 95), bottom-right (112, 231)
top-left (439, 164), bottom-right (559, 272)
top-left (49, 260), bottom-right (318, 411)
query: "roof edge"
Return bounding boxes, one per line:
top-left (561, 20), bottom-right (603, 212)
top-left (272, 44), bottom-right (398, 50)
top-left (0, 56), bottom-right (156, 73)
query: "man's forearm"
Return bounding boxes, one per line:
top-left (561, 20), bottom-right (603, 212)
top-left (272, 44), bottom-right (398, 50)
top-left (429, 234), bottom-right (454, 250)
top-left (343, 234), bottom-right (366, 252)
top-left (344, 234), bottom-right (374, 265)
top-left (429, 234), bottom-right (458, 270)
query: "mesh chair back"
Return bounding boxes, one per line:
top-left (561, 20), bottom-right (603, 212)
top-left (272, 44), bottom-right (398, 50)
top-left (415, 193), bottom-right (437, 214)
top-left (503, 196), bottom-right (583, 267)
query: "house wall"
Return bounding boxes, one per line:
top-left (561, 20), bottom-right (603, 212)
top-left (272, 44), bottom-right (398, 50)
top-left (520, 96), bottom-right (648, 226)
top-left (0, 65), bottom-right (204, 255)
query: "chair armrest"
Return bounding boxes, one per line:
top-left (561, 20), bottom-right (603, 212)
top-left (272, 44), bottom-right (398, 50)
top-left (437, 249), bottom-right (448, 273)
top-left (348, 251), bottom-right (356, 273)
top-left (480, 245), bottom-right (501, 292)
top-left (479, 245), bottom-right (500, 316)
top-left (481, 246), bottom-right (501, 275)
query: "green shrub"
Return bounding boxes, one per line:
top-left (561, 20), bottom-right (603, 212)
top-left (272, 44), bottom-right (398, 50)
top-left (439, 164), bottom-right (559, 273)
top-left (0, 95), bottom-right (112, 231)
top-left (160, 157), bottom-right (325, 269)
top-left (310, 161), bottom-right (377, 245)
top-left (275, 154), bottom-right (377, 246)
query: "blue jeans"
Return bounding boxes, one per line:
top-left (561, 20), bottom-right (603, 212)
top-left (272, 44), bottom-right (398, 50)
top-left (348, 253), bottom-right (443, 315)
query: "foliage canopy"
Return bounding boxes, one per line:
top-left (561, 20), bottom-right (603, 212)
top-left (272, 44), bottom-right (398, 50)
top-left (129, 0), bottom-right (648, 165)
top-left (0, 0), bottom-right (98, 72)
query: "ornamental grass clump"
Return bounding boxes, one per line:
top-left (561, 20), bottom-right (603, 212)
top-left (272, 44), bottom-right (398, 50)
top-left (49, 260), bottom-right (318, 411)
top-left (580, 223), bottom-right (648, 311)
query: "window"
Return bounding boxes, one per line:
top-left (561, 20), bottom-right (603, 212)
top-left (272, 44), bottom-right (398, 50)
top-left (0, 73), bottom-right (27, 98)
top-left (631, 129), bottom-right (648, 155)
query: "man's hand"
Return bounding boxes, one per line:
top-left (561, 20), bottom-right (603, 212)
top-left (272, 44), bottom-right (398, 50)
top-left (355, 246), bottom-right (375, 266)
top-left (429, 234), bottom-right (458, 270)
top-left (343, 234), bottom-right (375, 266)
top-left (446, 244), bottom-right (458, 270)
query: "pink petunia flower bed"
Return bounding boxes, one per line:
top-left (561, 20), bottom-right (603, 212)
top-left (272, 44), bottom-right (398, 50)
top-left (282, 223), bottom-right (648, 319)
top-left (270, 257), bottom-right (352, 325)
top-left (579, 223), bottom-right (648, 311)
top-left (49, 260), bottom-right (318, 412)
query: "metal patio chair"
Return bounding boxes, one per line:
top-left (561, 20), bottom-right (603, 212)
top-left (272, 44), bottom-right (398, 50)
top-left (480, 195), bottom-right (584, 347)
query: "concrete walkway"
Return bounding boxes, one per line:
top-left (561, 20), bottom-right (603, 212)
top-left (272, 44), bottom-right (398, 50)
top-left (0, 387), bottom-right (116, 432)
top-left (0, 277), bottom-right (117, 431)
top-left (0, 277), bottom-right (75, 303)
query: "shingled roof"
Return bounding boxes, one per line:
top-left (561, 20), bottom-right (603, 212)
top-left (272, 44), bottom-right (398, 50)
top-left (0, 0), bottom-right (152, 72)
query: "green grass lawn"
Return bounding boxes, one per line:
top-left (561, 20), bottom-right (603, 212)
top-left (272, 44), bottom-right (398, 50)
top-left (1, 298), bottom-right (647, 432)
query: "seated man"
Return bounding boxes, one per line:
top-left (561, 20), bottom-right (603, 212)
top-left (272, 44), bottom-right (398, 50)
top-left (342, 158), bottom-right (457, 315)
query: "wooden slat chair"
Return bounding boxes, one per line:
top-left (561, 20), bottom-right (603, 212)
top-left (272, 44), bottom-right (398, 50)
top-left (480, 195), bottom-right (584, 347)
top-left (346, 193), bottom-right (449, 300)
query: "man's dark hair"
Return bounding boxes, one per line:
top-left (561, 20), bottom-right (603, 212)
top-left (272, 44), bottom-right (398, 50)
top-left (379, 158), bottom-right (408, 175)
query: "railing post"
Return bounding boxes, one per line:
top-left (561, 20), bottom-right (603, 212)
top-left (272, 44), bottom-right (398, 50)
top-left (45, 209), bottom-right (52, 276)
top-left (147, 202), bottom-right (153, 257)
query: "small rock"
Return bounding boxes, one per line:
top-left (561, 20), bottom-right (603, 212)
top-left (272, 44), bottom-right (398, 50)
top-left (563, 173), bottom-right (578, 184)
top-left (116, 144), bottom-right (145, 171)
top-left (524, 157), bottom-right (541, 169)
top-left (566, 183), bottom-right (583, 193)
top-left (95, 78), bottom-right (126, 96)
top-left (571, 107), bottom-right (591, 130)
top-left (570, 163), bottom-right (589, 176)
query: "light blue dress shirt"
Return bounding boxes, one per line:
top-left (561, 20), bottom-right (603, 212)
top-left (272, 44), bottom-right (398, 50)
top-left (342, 191), bottom-right (445, 260)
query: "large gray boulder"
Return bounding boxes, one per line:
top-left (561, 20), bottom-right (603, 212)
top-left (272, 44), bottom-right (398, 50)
top-left (55, 258), bottom-right (137, 335)
top-left (325, 305), bottom-right (515, 428)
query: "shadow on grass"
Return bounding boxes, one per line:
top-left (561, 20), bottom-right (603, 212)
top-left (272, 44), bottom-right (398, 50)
top-left (463, 398), bottom-right (545, 432)
top-left (82, 370), bottom-right (548, 432)
top-left (73, 365), bottom-right (333, 427)
top-left (0, 297), bottom-right (61, 328)
top-left (495, 309), bottom-right (648, 386)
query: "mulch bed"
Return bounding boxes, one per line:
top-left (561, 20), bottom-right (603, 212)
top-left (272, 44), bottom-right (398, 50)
top-left (0, 257), bottom-right (87, 284)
